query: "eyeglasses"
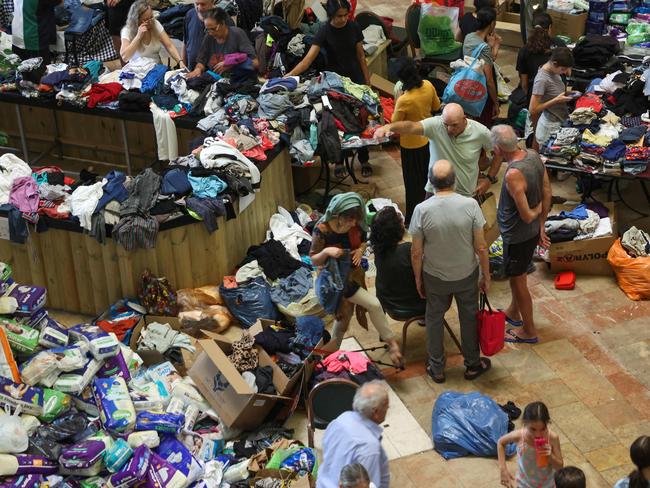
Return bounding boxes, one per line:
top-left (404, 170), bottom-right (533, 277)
top-left (206, 23), bottom-right (225, 33)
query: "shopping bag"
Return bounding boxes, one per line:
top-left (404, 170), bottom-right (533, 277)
top-left (442, 43), bottom-right (488, 116)
top-left (417, 4), bottom-right (461, 56)
top-left (607, 239), bottom-right (650, 301)
top-left (476, 292), bottom-right (505, 356)
top-left (138, 269), bottom-right (179, 316)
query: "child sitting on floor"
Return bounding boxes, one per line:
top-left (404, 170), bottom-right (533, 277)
top-left (555, 466), bottom-right (586, 488)
top-left (497, 401), bottom-right (564, 488)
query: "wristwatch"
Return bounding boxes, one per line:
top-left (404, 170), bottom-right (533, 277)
top-left (482, 172), bottom-right (498, 184)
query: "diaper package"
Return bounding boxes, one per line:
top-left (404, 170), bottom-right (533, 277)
top-left (59, 439), bottom-right (109, 470)
top-left (0, 376), bottom-right (44, 415)
top-left (38, 388), bottom-right (72, 423)
top-left (3, 285), bottom-right (47, 316)
top-left (8, 309), bottom-right (47, 330)
top-left (120, 345), bottom-right (143, 376)
top-left (145, 451), bottom-right (187, 488)
top-left (156, 436), bottom-right (203, 485)
top-left (126, 431), bottom-right (160, 450)
top-left (54, 355), bottom-right (103, 395)
top-left (48, 345), bottom-right (87, 372)
top-left (0, 320), bottom-right (40, 355)
top-left (0, 327), bottom-right (20, 382)
top-left (135, 411), bottom-right (184, 434)
top-left (0, 474), bottom-right (44, 488)
top-left (68, 324), bottom-right (119, 360)
top-left (71, 386), bottom-right (100, 417)
top-left (108, 445), bottom-right (152, 488)
top-left (20, 352), bottom-right (60, 386)
top-left (93, 377), bottom-right (137, 433)
top-left (129, 381), bottom-right (169, 412)
top-left (97, 351), bottom-right (131, 382)
top-left (182, 433), bottom-right (223, 463)
top-left (78, 476), bottom-right (107, 488)
top-left (104, 439), bottom-right (133, 473)
top-left (0, 455), bottom-right (58, 476)
top-left (19, 415), bottom-right (41, 435)
top-left (38, 318), bottom-right (69, 349)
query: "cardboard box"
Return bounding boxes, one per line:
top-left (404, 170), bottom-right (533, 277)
top-left (130, 315), bottom-right (182, 367)
top-left (549, 202), bottom-right (617, 276)
top-left (189, 337), bottom-right (293, 430)
top-left (548, 9), bottom-right (588, 41)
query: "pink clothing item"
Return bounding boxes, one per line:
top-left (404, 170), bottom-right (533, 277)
top-left (10, 176), bottom-right (39, 213)
top-left (223, 52), bottom-right (248, 67)
top-left (322, 350), bottom-right (371, 374)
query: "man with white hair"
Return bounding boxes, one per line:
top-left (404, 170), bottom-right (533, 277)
top-left (317, 380), bottom-right (390, 488)
top-left (375, 103), bottom-right (502, 198)
top-left (492, 124), bottom-right (551, 344)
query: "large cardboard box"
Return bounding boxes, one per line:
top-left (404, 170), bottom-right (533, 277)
top-left (130, 315), bottom-right (182, 367)
top-left (188, 337), bottom-right (293, 430)
top-left (549, 202), bottom-right (617, 276)
top-left (548, 9), bottom-right (588, 41)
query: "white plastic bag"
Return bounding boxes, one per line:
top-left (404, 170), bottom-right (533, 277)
top-left (0, 407), bottom-right (28, 453)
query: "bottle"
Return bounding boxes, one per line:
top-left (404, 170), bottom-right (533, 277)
top-left (534, 437), bottom-right (549, 468)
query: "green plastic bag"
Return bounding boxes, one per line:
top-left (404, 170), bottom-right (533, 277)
top-left (418, 4), bottom-right (461, 56)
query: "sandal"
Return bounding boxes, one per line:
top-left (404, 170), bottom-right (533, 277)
top-left (464, 357), bottom-right (492, 380)
top-left (334, 164), bottom-right (347, 179)
top-left (504, 329), bottom-right (539, 344)
top-left (498, 309), bottom-right (523, 327)
top-left (360, 162), bottom-right (373, 177)
top-left (426, 364), bottom-right (446, 384)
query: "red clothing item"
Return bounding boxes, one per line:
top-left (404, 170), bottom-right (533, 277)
top-left (380, 96), bottom-right (394, 123)
top-left (84, 82), bottom-right (123, 109)
top-left (576, 93), bottom-right (604, 113)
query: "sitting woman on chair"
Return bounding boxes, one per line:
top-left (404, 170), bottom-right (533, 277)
top-left (370, 206), bottom-right (426, 316)
top-left (310, 192), bottom-right (403, 367)
top-left (120, 0), bottom-right (184, 65)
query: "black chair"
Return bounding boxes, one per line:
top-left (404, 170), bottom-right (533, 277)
top-left (385, 307), bottom-right (462, 358)
top-left (404, 3), bottom-right (462, 74)
top-left (306, 378), bottom-right (359, 447)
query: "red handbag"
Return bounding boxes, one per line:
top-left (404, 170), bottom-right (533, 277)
top-left (477, 293), bottom-right (505, 356)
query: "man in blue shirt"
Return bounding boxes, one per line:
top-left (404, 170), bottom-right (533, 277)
top-left (317, 381), bottom-right (390, 488)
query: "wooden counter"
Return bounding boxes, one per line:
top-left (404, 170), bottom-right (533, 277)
top-left (0, 148), bottom-right (295, 315)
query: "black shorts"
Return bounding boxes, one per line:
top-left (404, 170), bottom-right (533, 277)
top-left (503, 234), bottom-right (539, 277)
top-left (106, 0), bottom-right (134, 36)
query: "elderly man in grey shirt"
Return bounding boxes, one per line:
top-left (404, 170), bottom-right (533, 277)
top-left (409, 160), bottom-right (492, 383)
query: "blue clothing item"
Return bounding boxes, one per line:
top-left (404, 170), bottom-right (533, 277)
top-left (186, 196), bottom-right (226, 233)
top-left (315, 255), bottom-right (349, 314)
top-left (261, 77), bottom-right (298, 93)
top-left (140, 64), bottom-right (168, 93)
top-left (269, 266), bottom-right (312, 306)
top-left (183, 8), bottom-right (205, 71)
top-left (317, 411), bottom-right (389, 488)
top-left (230, 58), bottom-right (256, 84)
top-left (614, 477), bottom-right (650, 488)
top-left (161, 168), bottom-right (191, 195)
top-left (188, 174), bottom-right (226, 198)
top-left (83, 60), bottom-right (102, 83)
top-left (559, 204), bottom-right (588, 220)
top-left (96, 170), bottom-right (128, 211)
top-left (307, 71), bottom-right (345, 98)
top-left (602, 139), bottom-right (627, 162)
top-left (291, 315), bottom-right (324, 356)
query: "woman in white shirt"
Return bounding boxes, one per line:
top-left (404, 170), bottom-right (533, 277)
top-left (120, 0), bottom-right (184, 66)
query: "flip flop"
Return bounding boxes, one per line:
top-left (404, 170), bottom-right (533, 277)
top-left (505, 329), bottom-right (539, 344)
top-left (426, 364), bottom-right (446, 384)
top-left (498, 309), bottom-right (523, 327)
top-left (464, 357), bottom-right (492, 380)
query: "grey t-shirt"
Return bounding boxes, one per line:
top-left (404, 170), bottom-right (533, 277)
top-left (409, 193), bottom-right (486, 281)
top-left (463, 32), bottom-right (493, 66)
top-left (196, 26), bottom-right (256, 70)
top-left (497, 150), bottom-right (545, 244)
top-left (532, 68), bottom-right (568, 123)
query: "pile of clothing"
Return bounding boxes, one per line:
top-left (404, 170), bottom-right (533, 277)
top-left (544, 203), bottom-right (613, 243)
top-left (621, 225), bottom-right (650, 257)
top-left (0, 141), bottom-right (261, 248)
top-left (541, 75), bottom-right (650, 176)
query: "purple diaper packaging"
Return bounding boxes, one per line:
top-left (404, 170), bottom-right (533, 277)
top-left (11, 308), bottom-right (48, 330)
top-left (107, 445), bottom-right (152, 488)
top-left (0, 376), bottom-right (44, 415)
top-left (135, 411), bottom-right (184, 435)
top-left (146, 451), bottom-right (187, 488)
top-left (97, 350), bottom-right (131, 382)
top-left (156, 436), bottom-right (203, 485)
top-left (0, 474), bottom-right (44, 488)
top-left (0, 454), bottom-right (58, 476)
top-left (71, 386), bottom-right (100, 417)
top-left (59, 439), bottom-right (108, 470)
top-left (92, 377), bottom-right (136, 433)
top-left (3, 284), bottom-right (47, 316)
top-left (68, 324), bottom-right (119, 360)
top-left (38, 317), bottom-right (69, 349)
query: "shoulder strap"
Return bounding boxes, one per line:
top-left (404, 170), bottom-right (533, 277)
top-left (467, 42), bottom-right (489, 70)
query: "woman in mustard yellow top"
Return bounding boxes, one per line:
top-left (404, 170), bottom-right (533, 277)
top-left (392, 59), bottom-right (441, 224)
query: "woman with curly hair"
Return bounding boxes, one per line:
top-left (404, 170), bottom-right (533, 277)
top-left (120, 0), bottom-right (183, 65)
top-left (370, 206), bottom-right (426, 315)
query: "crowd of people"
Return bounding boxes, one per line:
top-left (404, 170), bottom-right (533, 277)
top-left (1, 0), bottom-right (647, 486)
